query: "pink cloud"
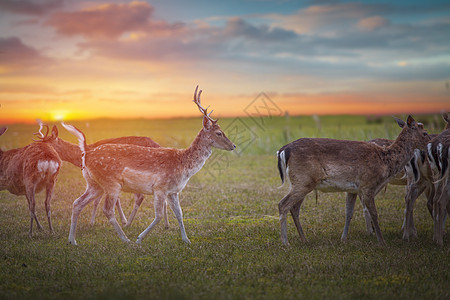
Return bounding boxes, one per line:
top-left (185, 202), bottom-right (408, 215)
top-left (0, 37), bottom-right (51, 72)
top-left (0, 0), bottom-right (62, 16)
top-left (46, 1), bottom-right (184, 39)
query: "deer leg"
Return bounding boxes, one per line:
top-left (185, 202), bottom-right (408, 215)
top-left (26, 185), bottom-right (42, 236)
top-left (167, 193), bottom-right (190, 244)
top-left (433, 181), bottom-right (449, 246)
top-left (290, 200), bottom-right (307, 243)
top-left (126, 193), bottom-right (144, 227)
top-left (432, 181), bottom-right (443, 244)
top-left (163, 200), bottom-right (170, 229)
top-left (341, 193), bottom-right (357, 242)
top-left (103, 193), bottom-right (130, 243)
top-left (69, 183), bottom-right (104, 245)
top-left (425, 184), bottom-right (435, 218)
top-left (362, 194), bottom-right (386, 246)
top-left (115, 198), bottom-right (128, 226)
top-left (359, 196), bottom-right (373, 235)
top-left (89, 195), bottom-right (103, 226)
top-left (45, 182), bottom-right (55, 234)
top-left (125, 193), bottom-right (145, 227)
top-left (402, 183), bottom-right (424, 240)
top-left (279, 188), bottom-right (309, 246)
top-left (136, 191), bottom-right (165, 244)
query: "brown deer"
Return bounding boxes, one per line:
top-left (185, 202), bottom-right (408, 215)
top-left (33, 122), bottom-right (162, 227)
top-left (0, 127), bottom-right (61, 235)
top-left (276, 116), bottom-right (430, 246)
top-left (62, 86), bottom-right (236, 245)
top-left (426, 127), bottom-right (450, 246)
top-left (402, 113), bottom-right (449, 240)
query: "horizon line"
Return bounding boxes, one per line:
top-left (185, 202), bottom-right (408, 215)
top-left (2, 110), bottom-right (448, 125)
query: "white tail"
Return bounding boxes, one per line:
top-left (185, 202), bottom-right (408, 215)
top-left (276, 150), bottom-right (288, 186)
top-left (34, 121), bottom-right (162, 227)
top-left (61, 123), bottom-right (87, 167)
top-left (64, 86), bottom-right (236, 245)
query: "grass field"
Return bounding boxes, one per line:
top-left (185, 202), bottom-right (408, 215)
top-left (0, 115), bottom-right (448, 299)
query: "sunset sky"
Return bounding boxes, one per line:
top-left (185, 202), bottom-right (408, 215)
top-left (1, 0), bottom-right (449, 123)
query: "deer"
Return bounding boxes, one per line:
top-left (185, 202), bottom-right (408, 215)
top-left (62, 86), bottom-right (236, 245)
top-left (0, 126), bottom-right (61, 235)
top-left (401, 113), bottom-right (450, 240)
top-left (276, 115), bottom-right (430, 246)
top-left (426, 128), bottom-right (450, 246)
top-left (33, 121), bottom-right (163, 228)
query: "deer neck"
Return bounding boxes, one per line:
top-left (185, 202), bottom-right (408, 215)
top-left (382, 129), bottom-right (414, 177)
top-left (52, 139), bottom-right (82, 168)
top-left (182, 128), bottom-right (212, 177)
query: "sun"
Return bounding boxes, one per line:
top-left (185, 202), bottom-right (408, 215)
top-left (50, 110), bottom-right (68, 122)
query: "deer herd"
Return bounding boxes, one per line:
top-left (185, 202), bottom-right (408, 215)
top-left (0, 86), bottom-right (449, 247)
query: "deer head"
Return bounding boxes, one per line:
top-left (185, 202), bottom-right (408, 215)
top-left (394, 115), bottom-right (431, 150)
top-left (33, 121), bottom-right (83, 167)
top-left (193, 86), bottom-right (236, 151)
top-left (33, 120), bottom-right (58, 143)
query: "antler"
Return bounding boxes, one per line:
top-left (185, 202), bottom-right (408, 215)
top-left (33, 119), bottom-right (50, 142)
top-left (193, 85), bottom-right (216, 123)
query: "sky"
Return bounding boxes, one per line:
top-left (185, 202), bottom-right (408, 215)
top-left (0, 0), bottom-right (449, 124)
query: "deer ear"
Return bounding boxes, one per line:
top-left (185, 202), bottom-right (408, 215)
top-left (52, 125), bottom-right (58, 138)
top-left (203, 116), bottom-right (213, 129)
top-left (393, 116), bottom-right (405, 128)
top-left (0, 127), bottom-right (7, 136)
top-left (443, 112), bottom-right (449, 123)
top-left (406, 115), bottom-right (416, 128)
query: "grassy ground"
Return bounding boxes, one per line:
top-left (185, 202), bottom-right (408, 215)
top-left (0, 115), bottom-right (448, 299)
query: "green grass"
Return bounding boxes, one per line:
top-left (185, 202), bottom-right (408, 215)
top-left (0, 115), bottom-right (449, 299)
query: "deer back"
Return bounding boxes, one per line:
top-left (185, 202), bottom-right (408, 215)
top-left (0, 143), bottom-right (61, 195)
top-left (281, 138), bottom-right (388, 189)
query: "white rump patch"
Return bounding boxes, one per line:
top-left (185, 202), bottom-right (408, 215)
top-left (37, 160), bottom-right (59, 175)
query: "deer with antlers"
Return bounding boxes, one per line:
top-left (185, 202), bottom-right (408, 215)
top-left (33, 121), bottom-right (162, 227)
top-left (0, 127), bottom-right (61, 235)
top-left (276, 116), bottom-right (430, 246)
top-left (62, 86), bottom-right (236, 245)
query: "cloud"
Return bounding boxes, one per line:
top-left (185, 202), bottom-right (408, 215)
top-left (46, 1), bottom-right (184, 39)
top-left (223, 17), bottom-right (297, 41)
top-left (357, 16), bottom-right (389, 31)
top-left (271, 2), bottom-right (386, 35)
top-left (0, 0), bottom-right (62, 16)
top-left (0, 37), bottom-right (51, 72)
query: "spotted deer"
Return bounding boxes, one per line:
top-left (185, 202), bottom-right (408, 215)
top-left (402, 113), bottom-right (449, 240)
top-left (0, 127), bottom-right (61, 235)
top-left (63, 86), bottom-right (236, 245)
top-left (426, 127), bottom-right (450, 245)
top-left (276, 116), bottom-right (430, 246)
top-left (33, 122), bottom-right (162, 227)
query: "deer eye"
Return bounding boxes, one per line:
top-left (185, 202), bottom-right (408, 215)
top-left (216, 131), bottom-right (222, 137)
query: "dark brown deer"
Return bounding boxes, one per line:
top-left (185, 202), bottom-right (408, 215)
top-left (426, 127), bottom-right (450, 245)
top-left (0, 127), bottom-right (61, 235)
top-left (33, 122), bottom-right (162, 227)
top-left (276, 116), bottom-right (430, 246)
top-left (402, 113), bottom-right (449, 240)
top-left (63, 86), bottom-right (236, 245)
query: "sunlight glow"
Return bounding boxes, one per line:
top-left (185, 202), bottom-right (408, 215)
top-left (50, 110), bottom-right (68, 122)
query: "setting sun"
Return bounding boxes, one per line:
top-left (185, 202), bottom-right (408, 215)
top-left (50, 111), bottom-right (68, 122)
top-left (0, 0), bottom-right (449, 124)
